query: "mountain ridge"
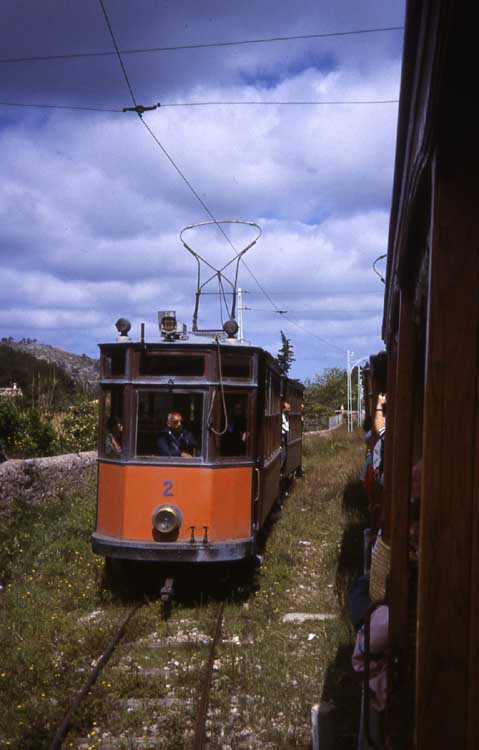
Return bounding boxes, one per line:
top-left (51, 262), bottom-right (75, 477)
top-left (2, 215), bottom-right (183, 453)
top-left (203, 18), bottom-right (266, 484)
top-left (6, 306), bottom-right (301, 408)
top-left (0, 340), bottom-right (99, 393)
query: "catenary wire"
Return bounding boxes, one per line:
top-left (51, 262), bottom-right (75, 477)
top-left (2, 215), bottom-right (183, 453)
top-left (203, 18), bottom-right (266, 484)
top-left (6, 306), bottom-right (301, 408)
top-left (95, 0), bottom-right (359, 354)
top-left (0, 25), bottom-right (404, 65)
top-left (98, 0), bottom-right (137, 107)
top-left (96, 0), bottom-right (241, 317)
top-left (0, 98), bottom-right (399, 112)
top-left (0, 100), bottom-right (122, 113)
top-left (158, 99), bottom-right (399, 107)
top-left (99, 0), bottom-right (278, 314)
top-left (246, 290), bottom-right (383, 295)
top-left (245, 307), bottom-right (381, 313)
top-left (281, 316), bottom-right (348, 354)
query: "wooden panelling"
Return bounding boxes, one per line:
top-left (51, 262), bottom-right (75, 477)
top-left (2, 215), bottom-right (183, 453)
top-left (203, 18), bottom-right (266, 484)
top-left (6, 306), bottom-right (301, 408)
top-left (387, 290), bottom-right (416, 749)
top-left (416, 162), bottom-right (479, 749)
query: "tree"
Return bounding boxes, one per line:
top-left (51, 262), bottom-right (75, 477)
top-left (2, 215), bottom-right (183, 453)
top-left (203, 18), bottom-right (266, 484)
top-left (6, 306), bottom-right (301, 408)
top-left (276, 330), bottom-right (295, 374)
top-left (304, 367), bottom-right (357, 424)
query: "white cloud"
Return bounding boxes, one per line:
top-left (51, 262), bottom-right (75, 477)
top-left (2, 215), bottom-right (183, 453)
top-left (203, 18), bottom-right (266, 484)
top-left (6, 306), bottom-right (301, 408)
top-left (0, 1), bottom-right (402, 377)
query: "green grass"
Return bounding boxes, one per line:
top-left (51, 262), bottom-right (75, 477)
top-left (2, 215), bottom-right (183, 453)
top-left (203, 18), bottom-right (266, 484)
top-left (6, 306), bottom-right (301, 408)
top-left (0, 426), bottom-right (367, 749)
top-left (202, 426), bottom-right (366, 749)
top-left (0, 493), bottom-right (118, 749)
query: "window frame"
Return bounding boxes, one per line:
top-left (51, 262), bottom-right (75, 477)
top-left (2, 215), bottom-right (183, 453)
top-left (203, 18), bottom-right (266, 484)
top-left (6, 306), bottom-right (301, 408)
top-left (133, 387), bottom-right (207, 463)
top-left (207, 387), bottom-right (256, 463)
top-left (99, 384), bottom-right (126, 460)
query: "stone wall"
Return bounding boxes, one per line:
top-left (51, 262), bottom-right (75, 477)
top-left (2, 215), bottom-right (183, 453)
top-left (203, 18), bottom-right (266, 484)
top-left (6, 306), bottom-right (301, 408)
top-left (0, 452), bottom-right (97, 515)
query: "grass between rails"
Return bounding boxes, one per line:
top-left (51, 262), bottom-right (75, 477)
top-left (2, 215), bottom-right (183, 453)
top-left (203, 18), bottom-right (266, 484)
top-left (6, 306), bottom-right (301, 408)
top-left (206, 427), bottom-right (367, 749)
top-left (0, 426), bottom-right (366, 749)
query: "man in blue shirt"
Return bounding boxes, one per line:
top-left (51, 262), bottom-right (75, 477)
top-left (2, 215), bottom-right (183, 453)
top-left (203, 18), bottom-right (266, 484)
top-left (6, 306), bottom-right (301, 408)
top-left (157, 411), bottom-right (198, 457)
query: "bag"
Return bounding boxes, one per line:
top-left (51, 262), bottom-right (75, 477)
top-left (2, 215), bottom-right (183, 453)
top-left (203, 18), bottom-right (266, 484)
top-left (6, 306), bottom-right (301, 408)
top-left (369, 534), bottom-right (391, 602)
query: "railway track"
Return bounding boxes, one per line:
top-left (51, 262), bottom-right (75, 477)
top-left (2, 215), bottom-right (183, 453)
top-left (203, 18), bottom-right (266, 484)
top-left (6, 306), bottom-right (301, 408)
top-left (49, 581), bottom-right (245, 750)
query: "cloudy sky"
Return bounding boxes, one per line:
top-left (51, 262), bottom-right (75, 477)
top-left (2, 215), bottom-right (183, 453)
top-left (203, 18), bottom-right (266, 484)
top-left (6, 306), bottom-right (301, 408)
top-left (0, 1), bottom-right (404, 381)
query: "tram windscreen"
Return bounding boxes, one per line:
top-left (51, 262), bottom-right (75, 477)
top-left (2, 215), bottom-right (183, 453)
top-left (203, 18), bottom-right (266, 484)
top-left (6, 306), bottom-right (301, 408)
top-left (136, 391), bottom-right (203, 458)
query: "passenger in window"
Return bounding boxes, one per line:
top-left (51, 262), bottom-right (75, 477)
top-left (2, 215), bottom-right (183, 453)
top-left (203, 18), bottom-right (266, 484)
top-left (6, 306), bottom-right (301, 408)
top-left (157, 411), bottom-right (198, 458)
top-left (281, 400), bottom-right (291, 467)
top-left (222, 402), bottom-right (248, 456)
top-left (105, 417), bottom-right (123, 456)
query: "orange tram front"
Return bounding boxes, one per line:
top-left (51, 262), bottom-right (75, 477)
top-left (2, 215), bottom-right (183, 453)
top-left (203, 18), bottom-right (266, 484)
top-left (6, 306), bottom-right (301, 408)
top-left (92, 339), bottom-right (303, 564)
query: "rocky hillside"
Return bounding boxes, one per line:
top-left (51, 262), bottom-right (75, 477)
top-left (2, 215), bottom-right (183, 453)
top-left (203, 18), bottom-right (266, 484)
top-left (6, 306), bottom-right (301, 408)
top-left (0, 340), bottom-right (99, 394)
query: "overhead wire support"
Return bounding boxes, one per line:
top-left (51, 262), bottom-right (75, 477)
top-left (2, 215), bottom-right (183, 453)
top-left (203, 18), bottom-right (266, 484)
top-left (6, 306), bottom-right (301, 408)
top-left (122, 102), bottom-right (160, 114)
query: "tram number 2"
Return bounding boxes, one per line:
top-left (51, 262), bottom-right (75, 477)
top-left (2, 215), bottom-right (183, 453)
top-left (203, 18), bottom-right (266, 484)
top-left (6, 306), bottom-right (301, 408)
top-left (163, 480), bottom-right (174, 497)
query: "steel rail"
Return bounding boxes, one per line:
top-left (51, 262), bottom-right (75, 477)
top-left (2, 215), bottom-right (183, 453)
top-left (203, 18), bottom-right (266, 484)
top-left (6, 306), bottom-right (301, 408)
top-left (49, 604), bottom-right (141, 750)
top-left (192, 600), bottom-right (226, 750)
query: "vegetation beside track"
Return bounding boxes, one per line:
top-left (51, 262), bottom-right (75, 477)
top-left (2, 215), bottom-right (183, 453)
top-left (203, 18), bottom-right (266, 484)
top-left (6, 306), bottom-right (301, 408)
top-left (0, 426), bottom-right (365, 749)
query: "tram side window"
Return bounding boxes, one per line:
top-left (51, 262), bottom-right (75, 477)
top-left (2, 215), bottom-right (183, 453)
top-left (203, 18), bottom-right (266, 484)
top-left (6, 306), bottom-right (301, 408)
top-left (221, 355), bottom-right (252, 380)
top-left (286, 391), bottom-right (303, 442)
top-left (101, 388), bottom-right (124, 458)
top-left (264, 372), bottom-right (281, 460)
top-left (215, 392), bottom-right (251, 457)
top-left (102, 349), bottom-right (126, 377)
top-left (136, 391), bottom-right (203, 458)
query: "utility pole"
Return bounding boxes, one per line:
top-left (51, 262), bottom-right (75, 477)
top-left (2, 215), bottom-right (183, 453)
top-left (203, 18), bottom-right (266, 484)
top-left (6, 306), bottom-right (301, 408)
top-left (347, 350), bottom-right (353, 432)
top-left (357, 364), bottom-right (362, 426)
top-left (237, 287), bottom-right (244, 342)
top-left (348, 354), bottom-right (370, 431)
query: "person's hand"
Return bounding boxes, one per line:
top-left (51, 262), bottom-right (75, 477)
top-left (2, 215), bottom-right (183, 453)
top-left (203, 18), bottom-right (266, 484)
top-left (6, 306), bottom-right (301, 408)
top-left (180, 451), bottom-right (192, 458)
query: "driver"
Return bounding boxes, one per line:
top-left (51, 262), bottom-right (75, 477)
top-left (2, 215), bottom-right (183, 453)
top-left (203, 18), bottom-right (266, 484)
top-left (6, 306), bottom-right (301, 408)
top-left (157, 411), bottom-right (198, 457)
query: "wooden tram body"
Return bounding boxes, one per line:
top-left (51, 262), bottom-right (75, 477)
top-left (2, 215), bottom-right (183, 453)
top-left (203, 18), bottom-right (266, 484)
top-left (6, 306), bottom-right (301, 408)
top-left (370, 2), bottom-right (479, 748)
top-left (92, 340), bottom-right (303, 564)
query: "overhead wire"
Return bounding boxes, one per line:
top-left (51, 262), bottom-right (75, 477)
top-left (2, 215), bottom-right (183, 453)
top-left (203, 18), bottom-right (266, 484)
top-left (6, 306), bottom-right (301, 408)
top-left (0, 100), bottom-right (122, 113)
top-left (98, 0), bottom-right (137, 107)
top-left (246, 289), bottom-right (383, 295)
top-left (158, 99), bottom-right (399, 107)
top-left (96, 0), bottom-right (241, 322)
top-left (24, 1), bottom-right (375, 358)
top-left (245, 307), bottom-right (381, 313)
top-left (0, 98), bottom-right (399, 113)
top-left (280, 316), bottom-right (348, 354)
top-left (0, 25), bottom-right (404, 65)
top-left (97, 3), bottom-right (279, 324)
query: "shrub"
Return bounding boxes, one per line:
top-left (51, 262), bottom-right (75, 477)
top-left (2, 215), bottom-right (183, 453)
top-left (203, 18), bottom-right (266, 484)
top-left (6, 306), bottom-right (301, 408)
top-left (60, 399), bottom-right (98, 452)
top-left (0, 400), bottom-right (58, 457)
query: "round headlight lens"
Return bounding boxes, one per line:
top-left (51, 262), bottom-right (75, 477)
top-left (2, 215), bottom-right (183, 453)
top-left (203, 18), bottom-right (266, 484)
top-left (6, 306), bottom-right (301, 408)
top-left (152, 505), bottom-right (182, 535)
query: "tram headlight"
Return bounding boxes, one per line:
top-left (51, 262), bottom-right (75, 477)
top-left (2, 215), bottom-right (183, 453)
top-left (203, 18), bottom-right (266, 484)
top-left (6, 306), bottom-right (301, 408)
top-left (152, 504), bottom-right (182, 535)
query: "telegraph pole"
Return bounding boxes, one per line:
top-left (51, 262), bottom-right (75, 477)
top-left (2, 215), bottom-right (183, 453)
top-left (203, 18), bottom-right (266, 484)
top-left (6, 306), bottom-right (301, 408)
top-left (347, 350), bottom-right (353, 432)
top-left (237, 287), bottom-right (244, 342)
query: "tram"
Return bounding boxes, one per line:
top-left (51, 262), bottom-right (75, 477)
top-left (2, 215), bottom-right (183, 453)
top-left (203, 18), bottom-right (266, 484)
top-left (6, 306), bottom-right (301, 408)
top-left (91, 311), bottom-right (303, 565)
